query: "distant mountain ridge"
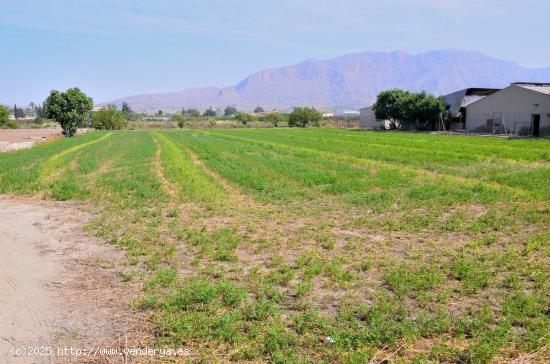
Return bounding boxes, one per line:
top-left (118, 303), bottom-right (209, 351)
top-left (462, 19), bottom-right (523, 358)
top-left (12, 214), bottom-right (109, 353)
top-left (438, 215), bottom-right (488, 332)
top-left (102, 50), bottom-right (550, 113)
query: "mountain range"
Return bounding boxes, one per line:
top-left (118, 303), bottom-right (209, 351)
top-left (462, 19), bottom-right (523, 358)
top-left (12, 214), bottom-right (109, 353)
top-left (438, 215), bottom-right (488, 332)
top-left (102, 50), bottom-right (550, 113)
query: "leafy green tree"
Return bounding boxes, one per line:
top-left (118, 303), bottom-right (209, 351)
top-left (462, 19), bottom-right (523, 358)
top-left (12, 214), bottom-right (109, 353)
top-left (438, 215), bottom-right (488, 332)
top-left (254, 106), bottom-right (264, 113)
top-left (263, 112), bottom-right (285, 127)
top-left (92, 105), bottom-right (127, 130)
top-left (288, 107), bottom-right (322, 127)
top-left (186, 108), bottom-right (200, 117)
top-left (156, 110), bottom-right (164, 116)
top-left (224, 106), bottom-right (238, 116)
top-left (373, 89), bottom-right (448, 130)
top-left (235, 112), bottom-right (254, 125)
top-left (172, 113), bottom-right (186, 129)
top-left (0, 105), bottom-right (10, 126)
top-left (203, 107), bottom-right (216, 117)
top-left (44, 88), bottom-right (93, 137)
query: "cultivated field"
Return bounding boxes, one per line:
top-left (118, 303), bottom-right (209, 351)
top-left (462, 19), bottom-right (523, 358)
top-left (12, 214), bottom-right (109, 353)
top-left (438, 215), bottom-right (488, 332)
top-left (0, 129), bottom-right (549, 363)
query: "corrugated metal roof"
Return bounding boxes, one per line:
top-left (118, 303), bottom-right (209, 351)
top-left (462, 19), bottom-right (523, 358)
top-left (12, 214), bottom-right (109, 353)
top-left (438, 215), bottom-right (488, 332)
top-left (515, 84), bottom-right (550, 95)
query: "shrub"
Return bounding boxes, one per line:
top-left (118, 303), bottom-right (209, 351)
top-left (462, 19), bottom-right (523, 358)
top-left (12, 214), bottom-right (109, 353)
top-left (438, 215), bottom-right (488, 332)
top-left (171, 113), bottom-right (185, 129)
top-left (92, 105), bottom-right (127, 130)
top-left (288, 107), bottom-right (321, 127)
top-left (235, 112), bottom-right (255, 125)
top-left (262, 112), bottom-right (285, 127)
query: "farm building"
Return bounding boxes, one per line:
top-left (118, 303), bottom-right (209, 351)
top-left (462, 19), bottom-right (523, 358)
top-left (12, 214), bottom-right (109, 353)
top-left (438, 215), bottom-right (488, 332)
top-left (455, 82), bottom-right (550, 136)
top-left (444, 88), bottom-right (500, 130)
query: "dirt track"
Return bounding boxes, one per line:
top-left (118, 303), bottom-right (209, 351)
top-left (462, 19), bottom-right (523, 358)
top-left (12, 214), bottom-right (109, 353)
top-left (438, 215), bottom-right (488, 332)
top-left (0, 129), bottom-right (63, 153)
top-left (0, 196), bottom-right (148, 363)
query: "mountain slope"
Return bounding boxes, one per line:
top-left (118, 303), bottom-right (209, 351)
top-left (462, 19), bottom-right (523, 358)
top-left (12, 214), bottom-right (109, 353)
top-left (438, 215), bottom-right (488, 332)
top-left (103, 50), bottom-right (550, 112)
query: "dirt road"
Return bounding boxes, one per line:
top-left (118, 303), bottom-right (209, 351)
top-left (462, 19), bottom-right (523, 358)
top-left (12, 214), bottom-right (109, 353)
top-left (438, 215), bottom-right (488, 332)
top-left (0, 196), bottom-right (148, 363)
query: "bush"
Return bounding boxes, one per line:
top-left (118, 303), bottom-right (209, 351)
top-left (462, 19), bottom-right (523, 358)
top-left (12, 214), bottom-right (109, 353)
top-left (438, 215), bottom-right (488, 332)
top-left (235, 112), bottom-right (254, 125)
top-left (262, 112), bottom-right (285, 127)
top-left (288, 107), bottom-right (321, 127)
top-left (186, 108), bottom-right (200, 117)
top-left (92, 105), bottom-right (127, 130)
top-left (5, 120), bottom-right (19, 129)
top-left (171, 113), bottom-right (185, 129)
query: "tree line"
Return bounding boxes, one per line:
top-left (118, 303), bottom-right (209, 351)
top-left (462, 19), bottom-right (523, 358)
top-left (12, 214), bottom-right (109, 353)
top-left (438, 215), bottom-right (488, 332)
top-left (3, 86), bottom-right (450, 135)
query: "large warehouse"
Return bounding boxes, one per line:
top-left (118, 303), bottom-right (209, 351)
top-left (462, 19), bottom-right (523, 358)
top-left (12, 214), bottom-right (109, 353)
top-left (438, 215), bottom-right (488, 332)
top-left (455, 82), bottom-right (550, 136)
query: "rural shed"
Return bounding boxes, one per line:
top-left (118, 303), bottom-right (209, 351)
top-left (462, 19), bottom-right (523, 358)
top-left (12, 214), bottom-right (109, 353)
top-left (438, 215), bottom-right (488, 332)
top-left (463, 82), bottom-right (550, 136)
top-left (444, 88), bottom-right (500, 130)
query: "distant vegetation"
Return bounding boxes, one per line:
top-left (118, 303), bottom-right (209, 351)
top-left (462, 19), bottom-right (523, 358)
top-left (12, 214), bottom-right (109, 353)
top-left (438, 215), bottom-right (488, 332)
top-left (92, 105), bottom-right (127, 130)
top-left (288, 107), bottom-right (322, 127)
top-left (171, 113), bottom-right (185, 129)
top-left (224, 106), bottom-right (238, 116)
top-left (203, 107), bottom-right (216, 117)
top-left (0, 105), bottom-right (18, 128)
top-left (373, 89), bottom-right (448, 130)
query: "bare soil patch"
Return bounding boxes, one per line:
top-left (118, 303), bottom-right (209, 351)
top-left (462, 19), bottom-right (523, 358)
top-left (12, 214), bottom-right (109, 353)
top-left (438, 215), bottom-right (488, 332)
top-left (0, 129), bottom-right (63, 152)
top-left (0, 196), bottom-right (151, 363)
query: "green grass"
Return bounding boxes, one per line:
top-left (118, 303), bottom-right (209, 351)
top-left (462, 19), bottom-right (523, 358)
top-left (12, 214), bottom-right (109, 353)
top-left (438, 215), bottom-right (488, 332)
top-left (1, 128), bottom-right (549, 363)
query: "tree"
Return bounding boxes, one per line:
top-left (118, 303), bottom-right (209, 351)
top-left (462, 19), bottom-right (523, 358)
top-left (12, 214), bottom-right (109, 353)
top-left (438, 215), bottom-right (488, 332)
top-left (13, 104), bottom-right (25, 119)
top-left (254, 106), bottom-right (264, 113)
top-left (0, 105), bottom-right (18, 129)
top-left (44, 88), bottom-right (93, 137)
top-left (235, 112), bottom-right (254, 125)
top-left (288, 107), bottom-right (322, 127)
top-left (373, 89), bottom-right (448, 130)
top-left (203, 106), bottom-right (216, 117)
top-left (0, 105), bottom-right (9, 126)
top-left (156, 110), bottom-right (164, 116)
top-left (263, 112), bottom-right (285, 127)
top-left (172, 113), bottom-right (186, 129)
top-left (186, 108), bottom-right (200, 117)
top-left (34, 104), bottom-right (45, 123)
top-left (122, 101), bottom-right (132, 114)
top-left (92, 105), bottom-right (127, 130)
top-left (224, 106), bottom-right (238, 116)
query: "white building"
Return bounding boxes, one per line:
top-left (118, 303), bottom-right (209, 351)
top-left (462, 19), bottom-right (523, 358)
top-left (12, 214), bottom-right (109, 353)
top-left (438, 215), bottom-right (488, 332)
top-left (443, 88), bottom-right (500, 130)
top-left (460, 82), bottom-right (550, 136)
top-left (334, 110), bottom-right (360, 118)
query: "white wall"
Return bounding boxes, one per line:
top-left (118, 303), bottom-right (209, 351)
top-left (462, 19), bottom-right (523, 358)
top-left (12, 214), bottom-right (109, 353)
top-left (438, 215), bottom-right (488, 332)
top-left (466, 85), bottom-right (550, 136)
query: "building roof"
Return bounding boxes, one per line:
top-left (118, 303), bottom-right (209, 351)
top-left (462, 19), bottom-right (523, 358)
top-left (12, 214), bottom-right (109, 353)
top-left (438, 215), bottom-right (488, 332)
top-left (463, 88), bottom-right (501, 96)
top-left (513, 83), bottom-right (550, 95)
top-left (444, 88), bottom-right (500, 117)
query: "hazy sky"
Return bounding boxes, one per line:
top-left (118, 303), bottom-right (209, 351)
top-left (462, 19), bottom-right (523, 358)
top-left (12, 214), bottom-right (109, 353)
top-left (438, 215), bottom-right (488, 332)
top-left (1, 0), bottom-right (550, 105)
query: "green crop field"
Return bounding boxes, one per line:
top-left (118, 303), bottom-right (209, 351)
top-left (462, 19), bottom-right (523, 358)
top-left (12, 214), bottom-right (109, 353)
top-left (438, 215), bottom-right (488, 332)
top-left (1, 129), bottom-right (549, 363)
